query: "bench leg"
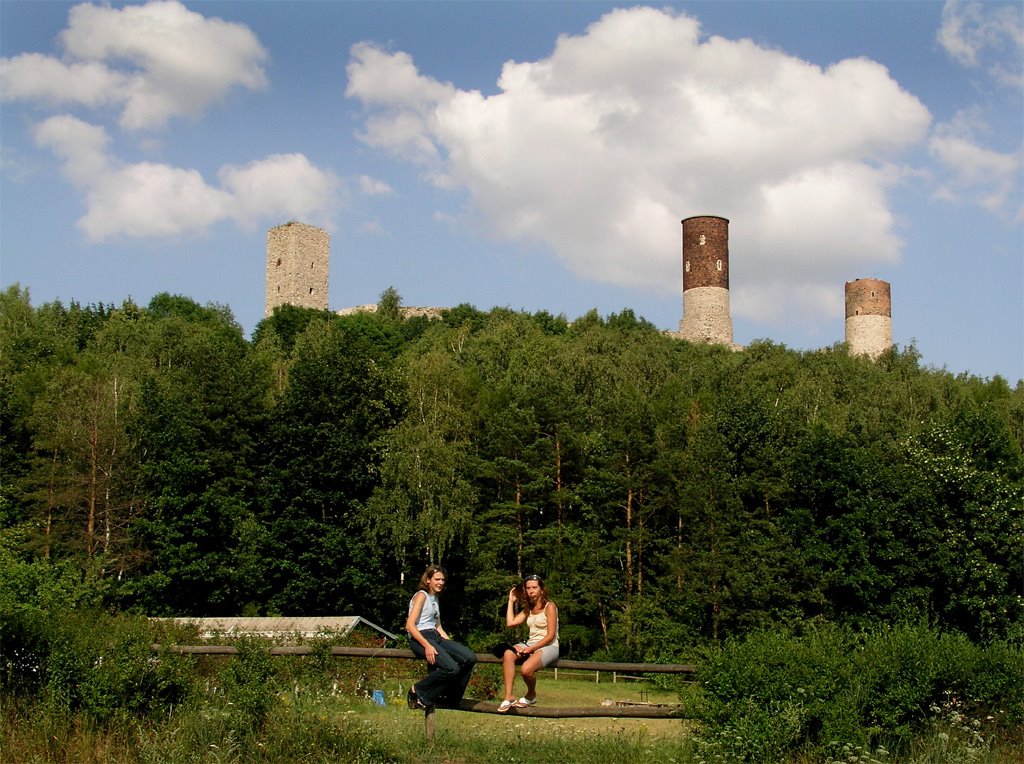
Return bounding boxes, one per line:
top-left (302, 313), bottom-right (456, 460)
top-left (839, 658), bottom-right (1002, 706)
top-left (424, 705), bottom-right (435, 740)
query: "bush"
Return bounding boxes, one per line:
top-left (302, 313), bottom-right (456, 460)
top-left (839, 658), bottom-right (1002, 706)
top-left (1, 606), bottom-right (193, 721)
top-left (221, 637), bottom-right (278, 730)
top-left (690, 622), bottom-right (1024, 763)
top-left (692, 622), bottom-right (864, 762)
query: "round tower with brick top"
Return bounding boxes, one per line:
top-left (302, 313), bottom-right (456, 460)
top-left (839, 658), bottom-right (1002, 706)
top-left (678, 215), bottom-right (733, 345)
top-left (265, 221), bottom-right (330, 317)
top-left (845, 278), bottom-right (892, 359)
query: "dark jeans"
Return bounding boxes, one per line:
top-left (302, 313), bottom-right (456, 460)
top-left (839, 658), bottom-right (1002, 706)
top-left (407, 629), bottom-right (477, 706)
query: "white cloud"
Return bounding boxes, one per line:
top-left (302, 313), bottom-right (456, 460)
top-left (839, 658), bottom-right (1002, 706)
top-left (358, 175), bottom-right (394, 196)
top-left (938, 0), bottom-right (1024, 88)
top-left (34, 115), bottom-right (339, 241)
top-left (82, 163), bottom-right (233, 240)
top-left (9, 4), bottom-right (339, 242)
top-left (929, 110), bottom-right (1024, 219)
top-left (346, 6), bottom-right (931, 326)
top-left (219, 154), bottom-right (341, 228)
top-left (1, 0), bottom-right (267, 130)
top-left (33, 114), bottom-right (112, 185)
top-left (0, 53), bottom-right (129, 108)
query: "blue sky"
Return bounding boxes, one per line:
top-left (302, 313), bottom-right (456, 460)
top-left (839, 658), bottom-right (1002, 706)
top-left (2, 1), bottom-right (1021, 383)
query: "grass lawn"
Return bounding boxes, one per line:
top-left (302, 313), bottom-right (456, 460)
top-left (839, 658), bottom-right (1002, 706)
top-left (333, 672), bottom-right (698, 763)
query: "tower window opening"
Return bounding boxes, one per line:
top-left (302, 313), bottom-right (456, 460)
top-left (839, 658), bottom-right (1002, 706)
top-left (276, 258), bottom-right (282, 266)
top-left (685, 261), bottom-right (690, 272)
top-left (871, 291), bottom-right (876, 298)
top-left (716, 259), bottom-right (722, 271)
top-left (699, 234), bottom-right (706, 245)
top-left (309, 287), bottom-right (314, 295)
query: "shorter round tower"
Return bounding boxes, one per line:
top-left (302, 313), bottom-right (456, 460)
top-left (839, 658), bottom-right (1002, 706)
top-left (678, 215), bottom-right (733, 345)
top-left (265, 222), bottom-right (330, 316)
top-left (845, 278), bottom-right (892, 359)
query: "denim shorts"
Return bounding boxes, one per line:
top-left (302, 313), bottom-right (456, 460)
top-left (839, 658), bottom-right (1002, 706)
top-left (515, 642), bottom-right (559, 668)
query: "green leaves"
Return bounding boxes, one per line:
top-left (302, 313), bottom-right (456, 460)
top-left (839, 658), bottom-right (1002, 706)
top-left (2, 291), bottom-right (1021, 651)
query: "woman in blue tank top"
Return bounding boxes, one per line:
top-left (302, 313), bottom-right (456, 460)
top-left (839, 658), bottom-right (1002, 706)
top-left (405, 564), bottom-right (477, 709)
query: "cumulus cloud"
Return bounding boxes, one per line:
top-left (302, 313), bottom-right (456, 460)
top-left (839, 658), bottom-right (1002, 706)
top-left (220, 154), bottom-right (342, 227)
top-left (0, 54), bottom-right (129, 108)
top-left (34, 115), bottom-right (339, 241)
top-left (938, 0), bottom-right (1024, 88)
top-left (0, 0), bottom-right (267, 130)
top-left (33, 114), bottom-right (112, 185)
top-left (346, 6), bottom-right (931, 325)
top-left (9, 3), bottom-right (339, 241)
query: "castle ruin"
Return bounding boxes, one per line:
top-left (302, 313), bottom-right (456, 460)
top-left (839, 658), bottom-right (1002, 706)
top-left (265, 222), bottom-right (330, 317)
top-left (263, 218), bottom-right (893, 359)
top-left (845, 278), bottom-right (892, 359)
top-left (677, 215), bottom-right (734, 346)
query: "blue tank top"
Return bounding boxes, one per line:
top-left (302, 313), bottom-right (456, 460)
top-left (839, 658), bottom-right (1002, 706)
top-left (408, 590), bottom-right (439, 632)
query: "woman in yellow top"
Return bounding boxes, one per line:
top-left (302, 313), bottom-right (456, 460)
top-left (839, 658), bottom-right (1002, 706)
top-left (497, 574), bottom-right (559, 712)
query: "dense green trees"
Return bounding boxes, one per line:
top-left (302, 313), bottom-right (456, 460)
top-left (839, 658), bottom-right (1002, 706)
top-left (2, 284), bottom-right (1021, 655)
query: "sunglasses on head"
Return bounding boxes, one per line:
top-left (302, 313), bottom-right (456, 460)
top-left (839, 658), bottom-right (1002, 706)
top-left (524, 575), bottom-right (541, 581)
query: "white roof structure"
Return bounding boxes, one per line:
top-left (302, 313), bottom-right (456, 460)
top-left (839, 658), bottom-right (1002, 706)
top-left (161, 616), bottom-right (399, 642)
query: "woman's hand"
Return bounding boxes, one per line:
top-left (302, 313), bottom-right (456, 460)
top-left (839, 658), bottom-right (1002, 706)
top-left (424, 643), bottom-right (438, 665)
top-left (507, 587), bottom-right (518, 603)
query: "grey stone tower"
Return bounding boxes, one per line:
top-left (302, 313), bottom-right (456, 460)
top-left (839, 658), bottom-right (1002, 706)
top-left (845, 278), bottom-right (892, 359)
top-left (678, 215), bottom-right (733, 345)
top-left (265, 222), bottom-right (329, 316)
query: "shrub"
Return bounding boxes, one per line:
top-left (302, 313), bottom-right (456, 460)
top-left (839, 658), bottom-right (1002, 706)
top-left (220, 636), bottom-right (278, 730)
top-left (49, 611), bottom-right (192, 721)
top-left (690, 622), bottom-right (1024, 762)
top-left (692, 622), bottom-right (865, 762)
top-left (1, 605), bottom-right (193, 722)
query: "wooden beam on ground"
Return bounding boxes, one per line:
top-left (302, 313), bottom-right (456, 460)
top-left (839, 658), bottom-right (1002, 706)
top-left (421, 700), bottom-right (685, 739)
top-left (152, 644), bottom-right (696, 675)
top-left (450, 699), bottom-right (684, 718)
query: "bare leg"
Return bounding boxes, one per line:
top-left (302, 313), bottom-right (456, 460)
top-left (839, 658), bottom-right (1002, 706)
top-left (501, 649), bottom-right (519, 701)
top-left (519, 653), bottom-right (544, 700)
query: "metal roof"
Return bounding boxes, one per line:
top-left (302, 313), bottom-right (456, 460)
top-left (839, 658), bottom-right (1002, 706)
top-left (160, 616), bottom-right (399, 641)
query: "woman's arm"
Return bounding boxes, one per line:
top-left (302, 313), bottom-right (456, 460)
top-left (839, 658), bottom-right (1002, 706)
top-left (521, 602), bottom-right (558, 654)
top-left (505, 588), bottom-right (528, 628)
top-left (405, 591), bottom-right (438, 664)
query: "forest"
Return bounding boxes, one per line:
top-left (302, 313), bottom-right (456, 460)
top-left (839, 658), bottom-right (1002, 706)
top-left (2, 283), bottom-right (1022, 658)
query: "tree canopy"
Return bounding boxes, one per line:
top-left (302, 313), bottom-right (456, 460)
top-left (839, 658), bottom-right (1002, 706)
top-left (2, 284), bottom-right (1021, 657)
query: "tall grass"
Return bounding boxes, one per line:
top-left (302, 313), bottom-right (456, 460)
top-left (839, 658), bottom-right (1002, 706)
top-left (2, 611), bottom-right (1021, 763)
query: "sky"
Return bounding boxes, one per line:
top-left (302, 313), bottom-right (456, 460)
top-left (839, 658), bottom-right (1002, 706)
top-left (1, 0), bottom-right (1022, 383)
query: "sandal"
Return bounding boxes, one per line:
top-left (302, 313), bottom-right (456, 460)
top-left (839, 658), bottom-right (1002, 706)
top-left (406, 687), bottom-right (430, 710)
top-left (497, 699), bottom-right (514, 713)
top-left (513, 696), bottom-right (536, 707)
